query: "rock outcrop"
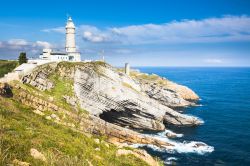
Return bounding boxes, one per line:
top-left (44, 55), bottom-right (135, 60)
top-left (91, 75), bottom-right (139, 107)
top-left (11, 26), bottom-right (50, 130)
top-left (0, 82), bottom-right (13, 97)
top-left (131, 71), bottom-right (199, 107)
top-left (20, 62), bottom-right (202, 131)
top-left (116, 149), bottom-right (160, 166)
top-left (30, 148), bottom-right (46, 162)
top-left (12, 84), bottom-right (173, 148)
top-left (22, 63), bottom-right (55, 91)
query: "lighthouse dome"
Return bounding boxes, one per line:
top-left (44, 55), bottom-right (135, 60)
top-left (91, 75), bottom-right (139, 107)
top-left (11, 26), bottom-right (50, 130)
top-left (66, 17), bottom-right (75, 29)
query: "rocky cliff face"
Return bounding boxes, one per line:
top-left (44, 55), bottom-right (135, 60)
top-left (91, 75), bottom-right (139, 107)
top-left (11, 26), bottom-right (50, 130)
top-left (130, 71), bottom-right (199, 107)
top-left (21, 61), bottom-right (202, 131)
top-left (11, 83), bottom-right (173, 149)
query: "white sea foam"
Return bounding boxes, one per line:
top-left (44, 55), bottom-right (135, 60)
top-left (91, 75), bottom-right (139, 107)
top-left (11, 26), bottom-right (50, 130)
top-left (191, 116), bottom-right (205, 124)
top-left (164, 161), bottom-right (174, 165)
top-left (169, 141), bottom-right (214, 154)
top-left (164, 157), bottom-right (178, 165)
top-left (166, 157), bottom-right (177, 161)
top-left (133, 129), bottom-right (214, 155)
top-left (158, 129), bottom-right (183, 138)
top-left (132, 140), bottom-right (214, 155)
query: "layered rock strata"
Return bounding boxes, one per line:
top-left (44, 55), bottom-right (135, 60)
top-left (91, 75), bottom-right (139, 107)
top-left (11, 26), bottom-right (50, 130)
top-left (12, 84), bottom-right (173, 148)
top-left (21, 62), bottom-right (202, 131)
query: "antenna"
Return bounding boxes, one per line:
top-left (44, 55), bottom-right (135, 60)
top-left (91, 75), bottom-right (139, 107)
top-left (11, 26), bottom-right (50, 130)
top-left (99, 50), bottom-right (105, 62)
top-left (66, 13), bottom-right (71, 20)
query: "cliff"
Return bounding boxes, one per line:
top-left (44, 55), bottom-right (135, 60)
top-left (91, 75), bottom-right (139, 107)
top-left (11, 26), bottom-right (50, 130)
top-left (22, 61), bottom-right (202, 131)
top-left (0, 89), bottom-right (161, 166)
top-left (0, 61), bottom-right (202, 165)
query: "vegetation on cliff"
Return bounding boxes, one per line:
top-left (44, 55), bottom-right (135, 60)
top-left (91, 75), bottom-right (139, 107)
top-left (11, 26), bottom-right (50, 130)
top-left (0, 61), bottom-right (201, 165)
top-left (0, 60), bottom-right (18, 78)
top-left (0, 97), bottom-right (153, 166)
top-left (18, 52), bottom-right (28, 65)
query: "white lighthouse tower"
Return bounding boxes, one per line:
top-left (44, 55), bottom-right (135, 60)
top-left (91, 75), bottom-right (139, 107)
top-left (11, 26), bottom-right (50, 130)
top-left (65, 17), bottom-right (81, 61)
top-left (39, 16), bottom-right (81, 62)
top-left (65, 17), bottom-right (76, 52)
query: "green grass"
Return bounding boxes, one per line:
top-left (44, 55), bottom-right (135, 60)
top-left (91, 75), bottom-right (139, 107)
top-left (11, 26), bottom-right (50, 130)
top-left (122, 82), bottom-right (140, 93)
top-left (0, 60), bottom-right (18, 77)
top-left (0, 62), bottom-right (165, 165)
top-left (130, 71), bottom-right (170, 86)
top-left (131, 73), bottom-right (158, 81)
top-left (56, 61), bottom-right (108, 77)
top-left (13, 80), bottom-right (88, 126)
top-left (46, 74), bottom-right (75, 110)
top-left (48, 75), bottom-right (74, 97)
top-left (57, 61), bottom-right (107, 69)
top-left (0, 97), bottom-right (150, 166)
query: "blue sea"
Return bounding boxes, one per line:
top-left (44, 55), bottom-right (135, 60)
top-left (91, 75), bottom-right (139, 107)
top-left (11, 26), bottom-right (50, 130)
top-left (136, 67), bottom-right (250, 166)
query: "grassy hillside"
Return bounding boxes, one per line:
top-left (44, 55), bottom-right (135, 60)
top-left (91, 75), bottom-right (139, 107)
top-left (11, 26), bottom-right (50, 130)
top-left (0, 60), bottom-right (18, 77)
top-left (0, 97), bottom-right (150, 166)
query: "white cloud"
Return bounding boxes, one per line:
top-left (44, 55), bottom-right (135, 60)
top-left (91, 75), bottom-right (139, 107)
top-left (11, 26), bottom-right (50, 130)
top-left (42, 27), bottom-right (65, 33)
top-left (204, 58), bottom-right (223, 64)
top-left (114, 49), bottom-right (132, 54)
top-left (79, 25), bottom-right (112, 43)
top-left (83, 31), bottom-right (107, 43)
top-left (0, 39), bottom-right (53, 54)
top-left (34, 41), bottom-right (52, 48)
top-left (109, 15), bottom-right (250, 44)
top-left (7, 39), bottom-right (29, 49)
top-left (50, 15), bottom-right (248, 44)
top-left (0, 38), bottom-right (57, 60)
top-left (41, 15), bottom-right (250, 45)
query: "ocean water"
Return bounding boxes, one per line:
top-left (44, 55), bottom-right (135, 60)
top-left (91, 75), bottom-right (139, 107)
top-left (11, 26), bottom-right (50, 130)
top-left (135, 67), bottom-right (250, 166)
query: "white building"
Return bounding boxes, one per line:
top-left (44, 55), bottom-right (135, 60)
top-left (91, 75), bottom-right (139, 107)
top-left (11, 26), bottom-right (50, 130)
top-left (39, 17), bottom-right (81, 62)
top-left (0, 17), bottom-right (84, 83)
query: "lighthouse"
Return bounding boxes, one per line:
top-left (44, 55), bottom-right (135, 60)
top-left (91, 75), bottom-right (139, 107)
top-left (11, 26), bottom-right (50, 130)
top-left (65, 17), bottom-right (76, 53)
top-left (39, 16), bottom-right (81, 62)
top-left (64, 17), bottom-right (81, 61)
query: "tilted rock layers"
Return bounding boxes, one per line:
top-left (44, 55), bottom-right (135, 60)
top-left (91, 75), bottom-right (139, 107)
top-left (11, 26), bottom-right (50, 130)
top-left (22, 62), bottom-right (202, 131)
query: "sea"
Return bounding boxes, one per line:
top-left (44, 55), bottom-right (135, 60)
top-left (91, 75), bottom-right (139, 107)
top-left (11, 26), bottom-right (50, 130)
top-left (134, 67), bottom-right (250, 166)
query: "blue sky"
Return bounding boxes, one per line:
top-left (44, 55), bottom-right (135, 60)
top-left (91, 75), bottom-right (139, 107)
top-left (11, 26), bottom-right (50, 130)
top-left (0, 0), bottom-right (250, 66)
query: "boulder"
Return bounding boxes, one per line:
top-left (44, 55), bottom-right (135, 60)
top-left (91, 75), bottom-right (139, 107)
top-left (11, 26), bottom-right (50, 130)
top-left (0, 83), bottom-right (13, 97)
top-left (12, 159), bottom-right (30, 166)
top-left (30, 148), bottom-right (46, 162)
top-left (116, 149), bottom-right (159, 166)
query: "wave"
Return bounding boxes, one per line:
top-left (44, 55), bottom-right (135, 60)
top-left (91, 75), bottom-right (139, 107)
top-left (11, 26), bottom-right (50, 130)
top-left (132, 141), bottom-right (214, 155)
top-left (164, 157), bottom-right (178, 165)
top-left (166, 157), bottom-right (177, 161)
top-left (133, 129), bottom-right (214, 155)
top-left (190, 115), bottom-right (205, 124)
top-left (168, 141), bottom-right (214, 154)
top-left (158, 129), bottom-right (183, 138)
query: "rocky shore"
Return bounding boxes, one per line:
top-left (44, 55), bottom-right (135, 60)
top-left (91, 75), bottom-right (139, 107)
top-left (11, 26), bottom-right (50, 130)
top-left (22, 62), bottom-right (202, 131)
top-left (0, 61), bottom-right (204, 165)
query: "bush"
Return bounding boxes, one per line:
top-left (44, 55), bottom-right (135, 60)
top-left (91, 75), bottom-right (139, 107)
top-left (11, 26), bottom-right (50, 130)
top-left (18, 52), bottom-right (27, 65)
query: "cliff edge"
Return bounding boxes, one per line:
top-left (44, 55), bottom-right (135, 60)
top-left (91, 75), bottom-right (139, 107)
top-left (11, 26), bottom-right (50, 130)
top-left (22, 61), bottom-right (202, 131)
top-left (0, 61), bottom-right (204, 165)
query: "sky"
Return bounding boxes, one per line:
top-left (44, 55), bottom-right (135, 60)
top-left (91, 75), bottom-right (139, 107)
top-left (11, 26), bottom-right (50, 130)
top-left (0, 0), bottom-right (250, 66)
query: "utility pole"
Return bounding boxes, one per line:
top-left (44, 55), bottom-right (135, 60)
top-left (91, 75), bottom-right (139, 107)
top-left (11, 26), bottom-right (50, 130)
top-left (99, 50), bottom-right (105, 62)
